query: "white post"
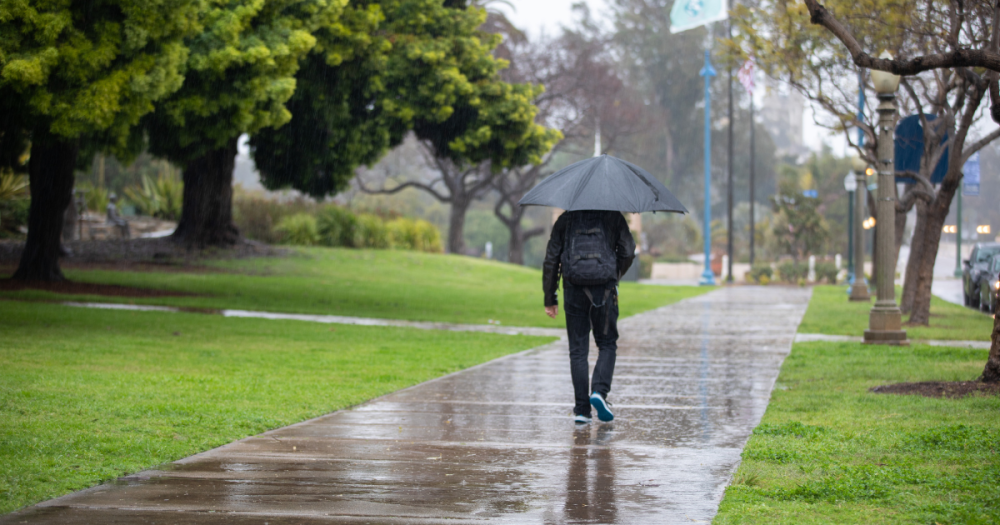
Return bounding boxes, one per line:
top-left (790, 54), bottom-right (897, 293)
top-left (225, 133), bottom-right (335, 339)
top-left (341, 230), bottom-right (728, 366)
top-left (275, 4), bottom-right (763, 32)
top-left (835, 253), bottom-right (842, 269)
top-left (808, 255), bottom-right (816, 282)
top-left (485, 241), bottom-right (493, 260)
top-left (722, 254), bottom-right (729, 281)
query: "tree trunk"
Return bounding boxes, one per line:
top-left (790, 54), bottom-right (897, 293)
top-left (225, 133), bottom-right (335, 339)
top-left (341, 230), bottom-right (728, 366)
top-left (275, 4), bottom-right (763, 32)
top-left (900, 199), bottom-right (927, 314)
top-left (172, 137), bottom-right (239, 248)
top-left (508, 221), bottom-right (525, 265)
top-left (983, 312), bottom-right (1000, 382)
top-left (447, 196), bottom-right (471, 255)
top-left (12, 129), bottom-right (78, 281)
top-left (909, 186), bottom-right (957, 325)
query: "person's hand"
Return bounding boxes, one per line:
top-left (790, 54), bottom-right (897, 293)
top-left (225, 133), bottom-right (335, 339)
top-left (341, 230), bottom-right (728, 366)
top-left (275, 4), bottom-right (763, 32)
top-left (545, 305), bottom-right (558, 318)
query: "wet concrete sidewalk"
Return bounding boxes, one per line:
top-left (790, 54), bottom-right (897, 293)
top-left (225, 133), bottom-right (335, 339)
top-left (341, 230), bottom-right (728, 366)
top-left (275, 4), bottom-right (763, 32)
top-left (3, 286), bottom-right (811, 524)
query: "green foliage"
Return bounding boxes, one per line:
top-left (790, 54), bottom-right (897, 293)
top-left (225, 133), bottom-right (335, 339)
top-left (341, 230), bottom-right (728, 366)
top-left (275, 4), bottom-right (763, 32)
top-left (769, 172), bottom-right (829, 261)
top-left (75, 183), bottom-right (110, 214)
top-left (274, 213), bottom-right (320, 246)
top-left (123, 169), bottom-right (183, 221)
top-left (233, 193), bottom-right (318, 244)
top-left (777, 261), bottom-right (808, 283)
top-left (0, 0), bottom-right (201, 148)
top-left (0, 248), bottom-right (712, 328)
top-left (353, 213), bottom-right (390, 249)
top-left (638, 254), bottom-right (654, 279)
top-left (716, 339), bottom-right (1000, 524)
top-left (0, 169), bottom-right (28, 201)
top-left (316, 206), bottom-right (359, 247)
top-left (0, 194), bottom-right (29, 237)
top-left (386, 217), bottom-right (443, 253)
top-left (144, 0), bottom-right (339, 164)
top-left (251, 0), bottom-right (560, 198)
top-left (749, 263), bottom-right (774, 284)
top-left (815, 261), bottom-right (839, 284)
top-left (0, 300), bottom-right (550, 513)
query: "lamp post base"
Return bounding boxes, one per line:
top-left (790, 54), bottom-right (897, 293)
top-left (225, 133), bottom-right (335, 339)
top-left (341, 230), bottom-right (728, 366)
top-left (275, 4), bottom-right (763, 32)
top-left (699, 269), bottom-right (716, 286)
top-left (864, 303), bottom-right (908, 345)
top-left (849, 281), bottom-right (871, 302)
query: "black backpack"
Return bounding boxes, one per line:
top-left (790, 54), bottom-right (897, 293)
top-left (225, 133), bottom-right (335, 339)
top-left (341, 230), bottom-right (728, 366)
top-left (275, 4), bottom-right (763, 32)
top-left (561, 212), bottom-right (618, 287)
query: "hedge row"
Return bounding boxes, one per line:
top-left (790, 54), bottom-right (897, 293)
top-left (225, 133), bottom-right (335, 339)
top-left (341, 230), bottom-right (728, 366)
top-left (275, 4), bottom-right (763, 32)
top-left (274, 207), bottom-right (442, 253)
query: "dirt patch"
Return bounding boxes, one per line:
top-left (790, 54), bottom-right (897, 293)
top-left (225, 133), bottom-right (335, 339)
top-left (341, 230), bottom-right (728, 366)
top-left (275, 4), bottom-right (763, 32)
top-left (870, 381), bottom-right (1000, 399)
top-left (0, 279), bottom-right (196, 298)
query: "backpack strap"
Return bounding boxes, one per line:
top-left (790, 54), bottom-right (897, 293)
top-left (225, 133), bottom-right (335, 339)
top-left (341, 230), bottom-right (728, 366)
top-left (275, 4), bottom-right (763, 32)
top-left (582, 286), bottom-right (614, 335)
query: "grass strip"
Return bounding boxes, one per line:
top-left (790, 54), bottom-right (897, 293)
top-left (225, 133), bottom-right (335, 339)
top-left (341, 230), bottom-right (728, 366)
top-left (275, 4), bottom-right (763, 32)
top-left (798, 285), bottom-right (993, 341)
top-left (0, 301), bottom-right (554, 514)
top-left (0, 247), bottom-right (709, 328)
top-left (716, 341), bottom-right (999, 524)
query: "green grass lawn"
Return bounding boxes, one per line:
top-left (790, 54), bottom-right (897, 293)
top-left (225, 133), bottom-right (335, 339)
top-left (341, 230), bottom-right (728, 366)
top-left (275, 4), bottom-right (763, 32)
top-left (0, 300), bottom-right (554, 514)
top-left (0, 247), bottom-right (709, 328)
top-left (798, 285), bottom-right (994, 341)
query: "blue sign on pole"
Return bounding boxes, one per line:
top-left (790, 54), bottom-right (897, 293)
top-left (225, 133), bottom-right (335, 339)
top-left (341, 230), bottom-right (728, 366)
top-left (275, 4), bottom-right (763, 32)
top-left (964, 151), bottom-right (980, 196)
top-left (895, 114), bottom-right (949, 184)
top-left (802, 189), bottom-right (818, 199)
top-left (670, 0), bottom-right (729, 34)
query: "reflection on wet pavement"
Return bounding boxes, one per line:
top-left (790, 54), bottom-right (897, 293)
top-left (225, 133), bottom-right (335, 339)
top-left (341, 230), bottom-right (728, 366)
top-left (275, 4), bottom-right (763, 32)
top-left (3, 286), bottom-right (810, 524)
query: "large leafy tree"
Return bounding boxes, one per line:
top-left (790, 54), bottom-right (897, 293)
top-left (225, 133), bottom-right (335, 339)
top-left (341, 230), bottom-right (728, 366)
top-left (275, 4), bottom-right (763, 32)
top-left (1, 0), bottom-right (200, 280)
top-left (270, 0), bottom-right (559, 254)
top-left (143, 0), bottom-right (338, 247)
top-left (731, 0), bottom-right (1000, 325)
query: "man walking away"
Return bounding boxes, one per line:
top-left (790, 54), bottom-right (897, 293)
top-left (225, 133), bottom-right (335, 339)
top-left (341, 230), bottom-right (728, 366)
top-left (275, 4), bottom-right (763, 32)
top-left (543, 210), bottom-right (636, 424)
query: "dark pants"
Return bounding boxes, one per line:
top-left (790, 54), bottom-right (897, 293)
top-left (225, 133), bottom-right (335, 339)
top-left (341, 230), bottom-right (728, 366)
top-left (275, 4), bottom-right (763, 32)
top-left (564, 283), bottom-right (619, 417)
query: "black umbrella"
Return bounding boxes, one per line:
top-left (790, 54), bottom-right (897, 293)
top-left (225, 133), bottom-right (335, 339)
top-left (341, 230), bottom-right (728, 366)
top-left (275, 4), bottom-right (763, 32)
top-left (518, 155), bottom-right (688, 214)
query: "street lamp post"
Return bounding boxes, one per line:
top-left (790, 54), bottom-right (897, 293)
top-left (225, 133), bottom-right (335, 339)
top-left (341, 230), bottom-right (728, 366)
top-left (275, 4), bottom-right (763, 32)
top-left (864, 51), bottom-right (908, 345)
top-left (843, 171), bottom-right (857, 284)
top-left (849, 156), bottom-right (870, 302)
top-left (699, 50), bottom-right (717, 286)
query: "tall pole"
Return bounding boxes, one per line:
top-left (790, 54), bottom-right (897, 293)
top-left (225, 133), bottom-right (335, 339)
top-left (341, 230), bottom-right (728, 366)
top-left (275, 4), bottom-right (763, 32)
top-left (699, 50), bottom-right (717, 286)
top-left (847, 186), bottom-right (854, 280)
top-left (954, 192), bottom-right (963, 277)
top-left (864, 90), bottom-right (907, 345)
top-left (726, 23), bottom-right (734, 283)
top-left (850, 169), bottom-right (870, 301)
top-left (749, 92), bottom-right (755, 266)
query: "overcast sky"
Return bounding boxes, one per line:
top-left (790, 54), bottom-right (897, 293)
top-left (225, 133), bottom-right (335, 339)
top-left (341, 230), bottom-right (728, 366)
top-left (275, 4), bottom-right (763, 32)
top-left (496, 0), bottom-right (846, 155)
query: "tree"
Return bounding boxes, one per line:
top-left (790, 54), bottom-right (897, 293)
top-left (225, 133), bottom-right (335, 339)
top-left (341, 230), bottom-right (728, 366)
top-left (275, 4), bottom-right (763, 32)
top-left (142, 0), bottom-right (338, 247)
top-left (345, 2), bottom-right (559, 254)
top-left (490, 7), bottom-right (649, 264)
top-left (731, 0), bottom-right (1000, 325)
top-left (1, 0), bottom-right (201, 280)
top-left (769, 171), bottom-right (829, 261)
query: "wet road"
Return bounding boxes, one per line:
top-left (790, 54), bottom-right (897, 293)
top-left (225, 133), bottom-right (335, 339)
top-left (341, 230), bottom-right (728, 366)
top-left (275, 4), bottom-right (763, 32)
top-left (3, 286), bottom-right (811, 524)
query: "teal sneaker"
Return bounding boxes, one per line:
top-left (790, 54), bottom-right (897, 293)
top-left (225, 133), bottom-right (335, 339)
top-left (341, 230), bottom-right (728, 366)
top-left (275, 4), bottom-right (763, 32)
top-left (590, 393), bottom-right (614, 422)
top-left (574, 413), bottom-right (592, 424)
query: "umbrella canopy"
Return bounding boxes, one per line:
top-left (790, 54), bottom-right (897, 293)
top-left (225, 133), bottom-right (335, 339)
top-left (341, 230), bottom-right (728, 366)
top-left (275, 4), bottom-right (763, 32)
top-left (518, 155), bottom-right (688, 214)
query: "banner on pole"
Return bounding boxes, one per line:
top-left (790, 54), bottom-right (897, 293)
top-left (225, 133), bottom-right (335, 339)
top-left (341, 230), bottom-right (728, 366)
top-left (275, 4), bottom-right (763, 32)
top-left (670, 0), bottom-right (729, 34)
top-left (963, 151), bottom-right (980, 196)
top-left (737, 57), bottom-right (755, 94)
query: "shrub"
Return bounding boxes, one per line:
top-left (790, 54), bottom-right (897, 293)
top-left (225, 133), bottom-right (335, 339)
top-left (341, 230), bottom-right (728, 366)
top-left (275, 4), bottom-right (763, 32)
top-left (638, 254), bottom-right (654, 279)
top-left (815, 261), bottom-right (839, 284)
top-left (77, 183), bottom-right (109, 213)
top-left (0, 197), bottom-right (29, 237)
top-left (353, 213), bottom-right (390, 248)
top-left (749, 263), bottom-right (774, 284)
top-left (777, 261), bottom-right (808, 283)
top-left (123, 171), bottom-right (183, 220)
top-left (316, 206), bottom-right (358, 247)
top-left (273, 213), bottom-right (319, 245)
top-left (414, 219), bottom-right (443, 253)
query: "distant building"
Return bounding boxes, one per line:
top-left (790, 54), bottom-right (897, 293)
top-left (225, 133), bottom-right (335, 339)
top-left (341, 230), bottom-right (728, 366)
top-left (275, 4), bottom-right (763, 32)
top-left (759, 83), bottom-right (810, 160)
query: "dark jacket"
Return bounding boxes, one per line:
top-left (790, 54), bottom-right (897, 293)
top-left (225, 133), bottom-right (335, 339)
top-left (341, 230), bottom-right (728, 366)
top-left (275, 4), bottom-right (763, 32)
top-left (542, 210), bottom-right (636, 307)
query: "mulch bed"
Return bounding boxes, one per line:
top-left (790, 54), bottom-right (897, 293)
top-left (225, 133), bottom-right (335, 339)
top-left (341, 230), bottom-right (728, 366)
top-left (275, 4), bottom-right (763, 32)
top-left (871, 381), bottom-right (1000, 399)
top-left (0, 279), bottom-right (196, 298)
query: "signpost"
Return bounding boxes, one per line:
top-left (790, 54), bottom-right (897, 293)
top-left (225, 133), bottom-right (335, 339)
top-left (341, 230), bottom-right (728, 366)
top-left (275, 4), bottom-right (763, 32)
top-left (671, 0), bottom-right (728, 286)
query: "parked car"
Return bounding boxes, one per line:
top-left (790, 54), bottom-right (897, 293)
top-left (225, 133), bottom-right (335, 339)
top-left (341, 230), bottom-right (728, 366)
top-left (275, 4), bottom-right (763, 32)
top-left (978, 256), bottom-right (1000, 313)
top-left (962, 242), bottom-right (1000, 307)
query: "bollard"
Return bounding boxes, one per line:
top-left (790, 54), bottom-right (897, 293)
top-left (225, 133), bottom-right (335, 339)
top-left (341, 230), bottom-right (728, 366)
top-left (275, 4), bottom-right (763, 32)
top-left (835, 253), bottom-right (841, 269)
top-left (808, 255), bottom-right (816, 282)
top-left (722, 255), bottom-right (729, 282)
